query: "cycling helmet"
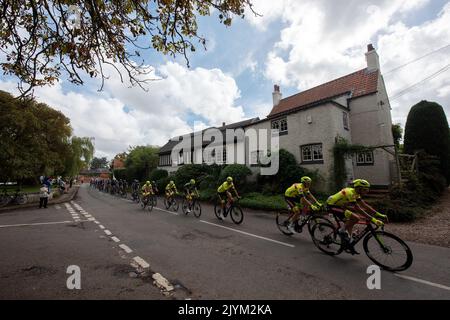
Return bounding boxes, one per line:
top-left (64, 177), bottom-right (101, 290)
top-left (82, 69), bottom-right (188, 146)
top-left (226, 176), bottom-right (233, 183)
top-left (152, 181), bottom-right (156, 185)
top-left (353, 179), bottom-right (370, 188)
top-left (301, 176), bottom-right (312, 183)
top-left (170, 180), bottom-right (174, 185)
top-left (190, 179), bottom-right (196, 185)
top-left (146, 181), bottom-right (150, 185)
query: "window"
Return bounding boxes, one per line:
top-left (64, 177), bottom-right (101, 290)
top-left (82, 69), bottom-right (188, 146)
top-left (356, 151), bottom-right (374, 166)
top-left (343, 112), bottom-right (349, 130)
top-left (159, 154), bottom-right (172, 166)
top-left (301, 144), bottom-right (323, 164)
top-left (271, 117), bottom-right (288, 135)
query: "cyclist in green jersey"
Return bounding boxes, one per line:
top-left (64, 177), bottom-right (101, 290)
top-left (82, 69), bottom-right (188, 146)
top-left (217, 177), bottom-right (240, 220)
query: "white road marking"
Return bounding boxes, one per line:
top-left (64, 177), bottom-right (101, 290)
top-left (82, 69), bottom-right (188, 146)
top-left (88, 218), bottom-right (96, 221)
top-left (99, 225), bottom-right (105, 229)
top-left (94, 221), bottom-right (100, 224)
top-left (133, 256), bottom-right (150, 269)
top-left (119, 244), bottom-right (133, 253)
top-left (152, 273), bottom-right (174, 292)
top-left (199, 220), bottom-right (295, 248)
top-left (111, 236), bottom-right (120, 243)
top-left (104, 230), bottom-right (112, 236)
top-left (395, 274), bottom-right (450, 291)
top-left (0, 220), bottom-right (92, 228)
top-left (153, 207), bottom-right (179, 216)
top-left (55, 205), bottom-right (61, 210)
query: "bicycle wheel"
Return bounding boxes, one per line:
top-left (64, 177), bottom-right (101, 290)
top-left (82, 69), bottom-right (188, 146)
top-left (16, 193), bottom-right (28, 205)
top-left (230, 205), bottom-right (244, 225)
top-left (181, 198), bottom-right (189, 215)
top-left (164, 197), bottom-right (170, 209)
top-left (151, 195), bottom-right (157, 207)
top-left (307, 214), bottom-right (334, 236)
top-left (147, 197), bottom-right (154, 212)
top-left (193, 200), bottom-right (202, 218)
top-left (363, 231), bottom-right (413, 272)
top-left (172, 198), bottom-right (179, 212)
top-left (276, 211), bottom-right (294, 236)
top-left (310, 222), bottom-right (343, 256)
top-left (214, 202), bottom-right (223, 220)
top-left (0, 195), bottom-right (10, 207)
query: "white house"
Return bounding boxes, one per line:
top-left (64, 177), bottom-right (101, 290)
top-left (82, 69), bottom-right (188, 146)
top-left (158, 44), bottom-right (396, 192)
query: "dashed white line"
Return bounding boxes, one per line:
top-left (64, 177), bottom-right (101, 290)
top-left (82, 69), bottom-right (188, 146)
top-left (395, 274), bottom-right (450, 291)
top-left (104, 230), bottom-right (112, 236)
top-left (111, 236), bottom-right (120, 243)
top-left (133, 256), bottom-right (150, 269)
top-left (199, 220), bottom-right (295, 248)
top-left (153, 207), bottom-right (179, 216)
top-left (99, 225), bottom-right (105, 229)
top-left (55, 205), bottom-right (61, 210)
top-left (94, 221), bottom-right (100, 224)
top-left (88, 217), bottom-right (96, 221)
top-left (119, 244), bottom-right (133, 253)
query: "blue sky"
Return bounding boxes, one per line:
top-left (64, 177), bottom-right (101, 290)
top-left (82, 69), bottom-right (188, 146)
top-left (1, 0), bottom-right (449, 159)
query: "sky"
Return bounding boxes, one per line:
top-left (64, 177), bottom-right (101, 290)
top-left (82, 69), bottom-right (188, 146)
top-left (1, 0), bottom-right (450, 159)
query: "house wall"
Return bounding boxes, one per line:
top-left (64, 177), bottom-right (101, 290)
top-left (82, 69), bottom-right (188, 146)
top-left (349, 75), bottom-right (395, 186)
top-left (246, 103), bottom-right (353, 192)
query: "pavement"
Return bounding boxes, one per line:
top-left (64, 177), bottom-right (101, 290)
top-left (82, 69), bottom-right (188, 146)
top-left (1, 184), bottom-right (449, 299)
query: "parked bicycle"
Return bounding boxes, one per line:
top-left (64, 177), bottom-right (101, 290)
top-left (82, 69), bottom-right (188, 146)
top-left (0, 188), bottom-right (28, 207)
top-left (310, 209), bottom-right (413, 272)
top-left (214, 197), bottom-right (243, 224)
top-left (181, 194), bottom-right (201, 218)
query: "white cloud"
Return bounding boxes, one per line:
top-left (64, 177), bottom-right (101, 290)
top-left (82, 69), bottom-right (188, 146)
top-left (248, 0), bottom-right (449, 126)
top-left (0, 61), bottom-right (246, 159)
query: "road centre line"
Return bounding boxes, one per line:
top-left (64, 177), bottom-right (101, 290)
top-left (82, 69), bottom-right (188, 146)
top-left (395, 274), bottom-right (450, 291)
top-left (133, 256), bottom-right (150, 269)
top-left (119, 244), bottom-right (133, 253)
top-left (199, 220), bottom-right (295, 248)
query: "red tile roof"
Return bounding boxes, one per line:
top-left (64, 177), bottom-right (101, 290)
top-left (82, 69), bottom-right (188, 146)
top-left (268, 68), bottom-right (379, 117)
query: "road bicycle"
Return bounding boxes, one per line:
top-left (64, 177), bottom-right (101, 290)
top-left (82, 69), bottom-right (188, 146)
top-left (0, 188), bottom-right (28, 207)
top-left (140, 193), bottom-right (156, 212)
top-left (181, 193), bottom-right (201, 218)
top-left (131, 190), bottom-right (140, 203)
top-left (310, 208), bottom-right (413, 272)
top-left (276, 205), bottom-right (332, 236)
top-left (164, 194), bottom-right (179, 212)
top-left (214, 197), bottom-right (243, 224)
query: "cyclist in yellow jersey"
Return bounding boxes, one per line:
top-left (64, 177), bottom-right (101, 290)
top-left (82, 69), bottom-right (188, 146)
top-left (165, 180), bottom-right (178, 202)
top-left (327, 179), bottom-right (387, 254)
top-left (141, 181), bottom-right (153, 203)
top-left (217, 177), bottom-right (240, 220)
top-left (284, 176), bottom-right (322, 233)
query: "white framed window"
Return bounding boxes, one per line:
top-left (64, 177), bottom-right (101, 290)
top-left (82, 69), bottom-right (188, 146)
top-left (271, 117), bottom-right (288, 134)
top-left (301, 144), bottom-right (323, 163)
top-left (356, 151), bottom-right (374, 166)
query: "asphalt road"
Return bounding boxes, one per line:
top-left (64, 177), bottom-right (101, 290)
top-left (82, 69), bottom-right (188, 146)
top-left (1, 184), bottom-right (449, 299)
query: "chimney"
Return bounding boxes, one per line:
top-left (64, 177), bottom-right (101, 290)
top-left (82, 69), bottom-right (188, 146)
top-left (365, 43), bottom-right (380, 72)
top-left (222, 122), bottom-right (226, 127)
top-left (272, 84), bottom-right (282, 107)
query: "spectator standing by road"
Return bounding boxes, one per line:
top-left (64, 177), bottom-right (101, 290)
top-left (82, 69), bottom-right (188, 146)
top-left (39, 184), bottom-right (49, 209)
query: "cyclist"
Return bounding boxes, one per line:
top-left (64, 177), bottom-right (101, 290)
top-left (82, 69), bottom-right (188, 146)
top-left (217, 176), bottom-right (240, 220)
top-left (151, 180), bottom-right (159, 195)
top-left (326, 179), bottom-right (387, 254)
top-left (284, 176), bottom-right (322, 233)
top-left (183, 179), bottom-right (199, 213)
top-left (165, 180), bottom-right (178, 204)
top-left (131, 179), bottom-right (140, 201)
top-left (141, 181), bottom-right (153, 205)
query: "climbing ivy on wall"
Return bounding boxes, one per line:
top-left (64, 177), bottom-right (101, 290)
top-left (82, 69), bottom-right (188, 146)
top-left (333, 137), bottom-right (371, 190)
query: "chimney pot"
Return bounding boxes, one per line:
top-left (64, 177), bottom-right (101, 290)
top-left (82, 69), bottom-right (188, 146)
top-left (222, 122), bottom-right (226, 127)
top-left (367, 44), bottom-right (375, 52)
top-left (272, 84), bottom-right (282, 107)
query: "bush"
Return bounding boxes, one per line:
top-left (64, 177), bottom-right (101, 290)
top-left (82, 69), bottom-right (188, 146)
top-left (149, 169), bottom-right (168, 182)
top-left (370, 199), bottom-right (424, 222)
top-left (156, 177), bottom-right (170, 194)
top-left (239, 192), bottom-right (286, 211)
top-left (198, 188), bottom-right (217, 202)
top-left (257, 149), bottom-right (321, 194)
top-left (173, 164), bottom-right (212, 186)
top-left (219, 164), bottom-right (252, 188)
top-left (404, 100), bottom-right (450, 184)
